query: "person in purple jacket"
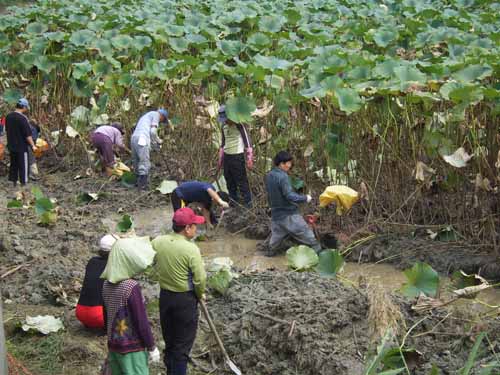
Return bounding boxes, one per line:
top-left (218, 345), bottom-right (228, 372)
top-left (101, 237), bottom-right (160, 374)
top-left (90, 123), bottom-right (130, 176)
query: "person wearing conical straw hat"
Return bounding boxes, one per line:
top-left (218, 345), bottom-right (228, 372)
top-left (101, 236), bottom-right (160, 374)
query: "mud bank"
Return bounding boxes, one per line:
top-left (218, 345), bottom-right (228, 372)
top-left (347, 233), bottom-right (500, 280)
top-left (204, 271), bottom-right (500, 375)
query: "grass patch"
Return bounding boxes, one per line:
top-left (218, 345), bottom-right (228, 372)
top-left (7, 332), bottom-right (64, 374)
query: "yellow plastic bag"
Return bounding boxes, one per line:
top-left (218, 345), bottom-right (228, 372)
top-left (319, 185), bottom-right (359, 215)
top-left (112, 161), bottom-right (131, 176)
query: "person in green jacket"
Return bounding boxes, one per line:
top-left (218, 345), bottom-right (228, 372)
top-left (152, 207), bottom-right (206, 375)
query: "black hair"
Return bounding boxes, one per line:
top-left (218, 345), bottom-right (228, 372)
top-left (273, 151), bottom-right (293, 166)
top-left (172, 222), bottom-right (187, 233)
top-left (15, 103), bottom-right (25, 109)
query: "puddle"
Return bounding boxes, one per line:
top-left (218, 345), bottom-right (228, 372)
top-left (103, 208), bottom-right (500, 312)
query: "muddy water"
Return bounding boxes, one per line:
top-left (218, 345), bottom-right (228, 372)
top-left (104, 207), bottom-right (500, 310)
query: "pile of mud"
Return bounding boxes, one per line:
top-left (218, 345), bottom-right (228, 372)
top-left (205, 271), bottom-right (370, 375)
top-left (204, 271), bottom-right (500, 375)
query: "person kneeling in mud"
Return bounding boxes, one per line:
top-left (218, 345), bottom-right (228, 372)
top-left (76, 235), bottom-right (116, 330)
top-left (90, 123), bottom-right (129, 176)
top-left (171, 181), bottom-right (229, 228)
top-left (264, 151), bottom-right (321, 256)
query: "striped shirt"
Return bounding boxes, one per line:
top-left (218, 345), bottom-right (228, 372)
top-left (102, 279), bottom-right (154, 353)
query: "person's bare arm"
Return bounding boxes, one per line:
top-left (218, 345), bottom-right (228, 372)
top-left (201, 207), bottom-right (212, 227)
top-left (26, 135), bottom-right (36, 149)
top-left (207, 188), bottom-right (229, 208)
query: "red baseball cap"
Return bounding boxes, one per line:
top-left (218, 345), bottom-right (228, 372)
top-left (173, 207), bottom-right (205, 225)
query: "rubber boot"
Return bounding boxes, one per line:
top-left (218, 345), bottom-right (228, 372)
top-left (137, 174), bottom-right (149, 191)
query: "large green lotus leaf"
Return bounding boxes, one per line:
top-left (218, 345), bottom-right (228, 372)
top-left (165, 24), bottom-right (184, 36)
top-left (111, 34), bottom-right (134, 50)
top-left (247, 32), bottom-right (271, 49)
top-left (71, 79), bottom-right (93, 98)
top-left (346, 66), bottom-right (371, 80)
top-left (452, 65), bottom-right (493, 82)
top-left (449, 86), bottom-right (483, 105)
top-left (439, 81), bottom-right (463, 100)
top-left (45, 31), bottom-right (66, 42)
top-left (287, 245), bottom-right (319, 271)
top-left (25, 22), bottom-right (48, 34)
top-left (335, 88), bottom-right (363, 114)
top-left (3, 88), bottom-right (23, 104)
top-left (93, 39), bottom-right (113, 58)
top-left (121, 171), bottom-right (137, 188)
top-left (373, 28), bottom-right (398, 48)
top-left (93, 61), bottom-right (113, 76)
top-left (34, 55), bottom-right (55, 73)
top-left (69, 29), bottom-right (94, 47)
top-left (264, 74), bottom-right (285, 90)
top-left (259, 15), bottom-right (286, 33)
top-left (169, 37), bottom-right (189, 53)
top-left (254, 54), bottom-right (292, 71)
top-left (225, 96), bottom-right (256, 123)
top-left (118, 73), bottom-right (137, 87)
top-left (401, 262), bottom-right (439, 298)
top-left (70, 105), bottom-right (90, 128)
top-left (373, 59), bottom-right (400, 78)
top-left (133, 35), bottom-right (152, 51)
top-left (72, 60), bottom-right (92, 80)
top-left (300, 85), bottom-right (326, 99)
top-left (117, 214), bottom-right (134, 233)
top-left (207, 268), bottom-right (233, 295)
top-left (393, 65), bottom-right (427, 91)
top-left (185, 33), bottom-right (207, 44)
top-left (315, 249), bottom-right (344, 277)
top-left (35, 197), bottom-right (54, 215)
top-left (19, 52), bottom-right (36, 68)
top-left (217, 40), bottom-right (244, 56)
top-left (275, 94), bottom-right (290, 113)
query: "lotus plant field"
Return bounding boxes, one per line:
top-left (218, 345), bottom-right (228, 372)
top-left (0, 0), bottom-right (499, 237)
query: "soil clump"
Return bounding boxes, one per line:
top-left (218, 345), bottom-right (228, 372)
top-left (204, 271), bottom-right (500, 375)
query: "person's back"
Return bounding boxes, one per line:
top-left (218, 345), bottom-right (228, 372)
top-left (132, 111), bottom-right (158, 142)
top-left (6, 112), bottom-right (30, 153)
top-left (175, 181), bottom-right (213, 204)
top-left (78, 256), bottom-right (107, 307)
top-left (153, 232), bottom-right (205, 295)
top-left (265, 167), bottom-right (302, 220)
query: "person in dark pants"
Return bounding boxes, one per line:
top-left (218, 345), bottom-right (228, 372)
top-left (76, 235), bottom-right (116, 330)
top-left (90, 123), bottom-right (129, 176)
top-left (152, 208), bottom-right (207, 375)
top-left (217, 105), bottom-right (253, 208)
top-left (171, 181), bottom-right (229, 228)
top-left (5, 98), bottom-right (37, 187)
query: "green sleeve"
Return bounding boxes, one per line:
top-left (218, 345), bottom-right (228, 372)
top-left (189, 250), bottom-right (206, 299)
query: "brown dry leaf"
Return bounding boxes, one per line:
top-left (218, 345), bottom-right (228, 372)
top-left (194, 115), bottom-right (212, 129)
top-left (252, 100), bottom-right (274, 118)
top-left (205, 101), bottom-right (219, 118)
top-left (495, 151), bottom-right (500, 169)
top-left (303, 144), bottom-right (314, 158)
top-left (415, 161), bottom-right (436, 186)
top-left (359, 181), bottom-right (369, 201)
top-left (474, 173), bottom-right (492, 192)
top-left (309, 97), bottom-right (321, 108)
top-left (57, 104), bottom-right (63, 114)
top-left (258, 127), bottom-right (272, 144)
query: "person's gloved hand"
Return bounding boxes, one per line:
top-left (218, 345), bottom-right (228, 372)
top-left (218, 148), bottom-right (224, 169)
top-left (149, 347), bottom-right (160, 363)
top-left (246, 148), bottom-right (254, 170)
top-left (219, 200), bottom-right (230, 209)
top-left (306, 194), bottom-right (312, 203)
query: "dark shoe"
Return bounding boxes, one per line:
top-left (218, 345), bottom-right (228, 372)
top-left (29, 174), bottom-right (40, 181)
top-left (137, 174), bottom-right (149, 190)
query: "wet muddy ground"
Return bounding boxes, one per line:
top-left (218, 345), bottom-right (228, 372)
top-left (1, 161), bottom-right (500, 374)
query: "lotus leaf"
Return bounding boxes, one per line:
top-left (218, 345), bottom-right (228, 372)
top-left (335, 88), bottom-right (363, 114)
top-left (25, 22), bottom-right (48, 35)
top-left (72, 61), bottom-right (92, 80)
top-left (69, 29), bottom-right (94, 47)
top-left (453, 65), bottom-right (492, 82)
top-left (117, 214), bottom-right (134, 233)
top-left (286, 245), bottom-right (319, 271)
top-left (373, 28), bottom-right (398, 48)
top-left (259, 15), bottom-right (286, 33)
top-left (111, 35), bottom-right (134, 50)
top-left (169, 37), bottom-right (189, 53)
top-left (401, 262), bottom-right (439, 298)
top-left (7, 200), bottom-right (23, 208)
top-left (217, 40), bottom-right (244, 56)
top-left (225, 96), bottom-right (256, 124)
top-left (156, 180), bottom-right (178, 195)
top-left (3, 88), bottom-right (22, 104)
top-left (35, 197), bottom-right (54, 215)
top-left (254, 54), bottom-right (292, 71)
